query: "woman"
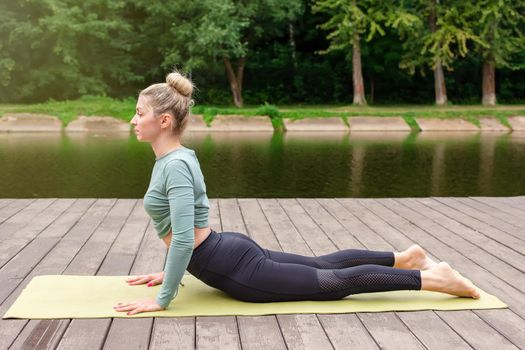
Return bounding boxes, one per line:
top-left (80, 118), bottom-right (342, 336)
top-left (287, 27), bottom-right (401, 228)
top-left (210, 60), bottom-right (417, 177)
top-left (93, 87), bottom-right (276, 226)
top-left (114, 70), bottom-right (480, 316)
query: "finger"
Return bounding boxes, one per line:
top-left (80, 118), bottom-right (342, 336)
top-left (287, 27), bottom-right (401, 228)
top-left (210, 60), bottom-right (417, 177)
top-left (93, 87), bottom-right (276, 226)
top-left (129, 276), bottom-right (152, 283)
top-left (114, 303), bottom-right (135, 310)
top-left (125, 276), bottom-right (141, 282)
top-left (128, 277), bottom-right (151, 285)
top-left (115, 302), bottom-right (132, 306)
top-left (126, 275), bottom-right (143, 280)
top-left (114, 302), bottom-right (133, 308)
top-left (114, 305), bottom-right (136, 312)
top-left (148, 278), bottom-right (161, 286)
top-left (128, 307), bottom-right (143, 315)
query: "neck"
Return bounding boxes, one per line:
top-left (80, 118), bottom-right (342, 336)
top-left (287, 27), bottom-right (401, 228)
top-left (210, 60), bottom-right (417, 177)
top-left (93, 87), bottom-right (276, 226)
top-left (151, 135), bottom-right (183, 159)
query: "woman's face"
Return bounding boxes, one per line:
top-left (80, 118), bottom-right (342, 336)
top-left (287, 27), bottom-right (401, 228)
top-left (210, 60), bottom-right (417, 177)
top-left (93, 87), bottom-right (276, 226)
top-left (130, 95), bottom-right (163, 142)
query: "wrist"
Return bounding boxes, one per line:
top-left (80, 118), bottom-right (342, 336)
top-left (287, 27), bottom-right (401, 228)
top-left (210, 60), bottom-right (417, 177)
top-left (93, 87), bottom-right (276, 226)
top-left (156, 296), bottom-right (168, 309)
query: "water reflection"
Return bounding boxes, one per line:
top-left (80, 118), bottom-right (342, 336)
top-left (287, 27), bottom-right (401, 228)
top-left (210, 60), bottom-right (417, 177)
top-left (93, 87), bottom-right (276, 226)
top-left (0, 130), bottom-right (523, 198)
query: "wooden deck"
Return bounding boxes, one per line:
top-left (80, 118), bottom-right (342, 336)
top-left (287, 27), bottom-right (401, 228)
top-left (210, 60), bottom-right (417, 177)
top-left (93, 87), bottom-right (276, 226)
top-left (0, 196), bottom-right (524, 349)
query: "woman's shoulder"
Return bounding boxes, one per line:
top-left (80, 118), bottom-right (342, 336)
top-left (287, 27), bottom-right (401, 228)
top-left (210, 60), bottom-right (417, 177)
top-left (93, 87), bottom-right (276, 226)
top-left (157, 146), bottom-right (195, 163)
top-left (160, 148), bottom-right (199, 177)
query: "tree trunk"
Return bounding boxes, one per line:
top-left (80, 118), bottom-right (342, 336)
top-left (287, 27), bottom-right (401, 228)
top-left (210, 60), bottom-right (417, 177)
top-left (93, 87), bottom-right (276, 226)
top-left (429, 0), bottom-right (447, 105)
top-left (370, 76), bottom-right (375, 104)
top-left (482, 17), bottom-right (497, 106)
top-left (289, 22), bottom-right (297, 68)
top-left (434, 60), bottom-right (447, 105)
top-left (223, 57), bottom-right (246, 107)
top-left (352, 34), bottom-right (367, 105)
top-left (482, 60), bottom-right (496, 105)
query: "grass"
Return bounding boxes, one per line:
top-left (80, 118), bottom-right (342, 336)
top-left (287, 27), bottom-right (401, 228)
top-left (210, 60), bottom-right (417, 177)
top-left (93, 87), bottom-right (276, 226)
top-left (0, 95), bottom-right (524, 129)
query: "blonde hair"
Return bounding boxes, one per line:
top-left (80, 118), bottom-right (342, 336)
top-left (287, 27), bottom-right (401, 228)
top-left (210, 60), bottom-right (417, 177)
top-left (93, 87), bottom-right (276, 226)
top-left (139, 69), bottom-right (195, 136)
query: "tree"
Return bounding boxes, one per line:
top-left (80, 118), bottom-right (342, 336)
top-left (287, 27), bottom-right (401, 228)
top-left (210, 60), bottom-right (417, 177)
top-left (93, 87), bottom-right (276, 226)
top-left (0, 0), bottom-right (139, 102)
top-left (312, 0), bottom-right (387, 105)
top-left (390, 0), bottom-right (482, 105)
top-left (141, 0), bottom-right (303, 107)
top-left (193, 0), bottom-right (251, 108)
top-left (469, 0), bottom-right (525, 105)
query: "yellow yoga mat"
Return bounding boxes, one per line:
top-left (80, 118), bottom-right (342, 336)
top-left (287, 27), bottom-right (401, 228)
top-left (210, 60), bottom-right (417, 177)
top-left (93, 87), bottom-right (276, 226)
top-left (3, 274), bottom-right (507, 319)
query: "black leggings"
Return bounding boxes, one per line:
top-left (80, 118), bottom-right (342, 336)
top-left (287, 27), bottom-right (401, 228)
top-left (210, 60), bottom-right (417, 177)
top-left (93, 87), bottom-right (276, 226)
top-left (186, 229), bottom-right (422, 302)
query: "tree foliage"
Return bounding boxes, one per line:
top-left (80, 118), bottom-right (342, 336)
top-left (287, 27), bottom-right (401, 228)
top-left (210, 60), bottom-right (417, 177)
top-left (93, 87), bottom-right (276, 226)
top-left (312, 0), bottom-right (387, 53)
top-left (0, 0), bottom-right (140, 101)
top-left (0, 0), bottom-right (524, 104)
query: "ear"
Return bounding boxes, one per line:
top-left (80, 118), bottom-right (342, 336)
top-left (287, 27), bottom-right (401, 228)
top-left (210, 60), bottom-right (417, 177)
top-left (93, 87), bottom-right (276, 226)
top-left (159, 113), bottom-right (173, 129)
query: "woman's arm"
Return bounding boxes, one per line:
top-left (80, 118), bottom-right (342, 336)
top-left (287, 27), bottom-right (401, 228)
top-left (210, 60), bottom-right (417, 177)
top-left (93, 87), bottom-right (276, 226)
top-left (155, 158), bottom-right (195, 309)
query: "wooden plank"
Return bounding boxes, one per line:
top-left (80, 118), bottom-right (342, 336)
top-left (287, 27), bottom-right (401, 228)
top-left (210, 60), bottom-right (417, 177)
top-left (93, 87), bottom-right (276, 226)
top-left (11, 319), bottom-right (69, 350)
top-left (396, 198), bottom-right (525, 287)
top-left (62, 199), bottom-right (136, 273)
top-left (216, 198), bottom-right (285, 349)
top-left (0, 198), bottom-right (75, 269)
top-left (236, 315), bottom-right (286, 350)
top-left (434, 197), bottom-right (525, 242)
top-left (278, 198), bottom-right (355, 255)
top-left (463, 196), bottom-right (525, 228)
top-left (0, 199), bottom-right (114, 349)
top-left (281, 198), bottom-right (390, 349)
top-left (0, 198), bottom-right (35, 225)
top-left (357, 313), bottom-right (425, 349)
top-left (258, 199), bottom-right (311, 256)
top-left (490, 196), bottom-right (525, 210)
top-left (455, 197), bottom-right (525, 230)
top-left (277, 314), bottom-right (335, 350)
top-left (99, 199), bottom-right (161, 350)
top-left (316, 314), bottom-right (380, 350)
top-left (237, 198), bottom-right (281, 252)
top-left (316, 199), bottom-right (439, 262)
top-left (258, 198), bottom-right (353, 350)
top-left (399, 311), bottom-right (472, 349)
top-left (298, 198), bottom-right (461, 349)
top-left (349, 197), bottom-right (525, 348)
top-left (435, 310), bottom-right (519, 350)
top-left (47, 199), bottom-right (138, 350)
top-left (505, 196), bottom-right (525, 207)
top-left (237, 198), bottom-right (287, 350)
top-left (0, 199), bottom-right (14, 210)
top-left (472, 308), bottom-right (525, 348)
top-left (1, 197), bottom-right (524, 348)
top-left (208, 198), bottom-right (221, 233)
top-left (217, 198), bottom-right (245, 234)
top-left (11, 199), bottom-right (133, 349)
top-left (0, 198), bottom-right (54, 243)
top-left (216, 198), bottom-right (288, 350)
top-left (0, 199), bottom-right (87, 299)
top-left (196, 316), bottom-right (241, 350)
top-left (410, 198), bottom-right (525, 270)
top-left (356, 198), bottom-right (521, 348)
top-left (136, 199), bottom-right (197, 350)
top-left (406, 198), bottom-right (525, 347)
top-left (151, 316), bottom-right (195, 350)
top-left (194, 199), bottom-right (241, 350)
top-left (0, 199), bottom-right (96, 348)
top-left (53, 199), bottom-right (145, 349)
top-left (471, 197), bottom-right (525, 218)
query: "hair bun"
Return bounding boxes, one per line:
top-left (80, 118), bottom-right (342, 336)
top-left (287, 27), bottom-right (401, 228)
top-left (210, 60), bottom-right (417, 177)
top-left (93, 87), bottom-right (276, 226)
top-left (166, 71), bottom-right (194, 97)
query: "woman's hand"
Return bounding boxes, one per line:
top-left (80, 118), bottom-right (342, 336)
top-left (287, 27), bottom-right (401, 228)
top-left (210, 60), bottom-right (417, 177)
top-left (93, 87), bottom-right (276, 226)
top-left (113, 298), bottom-right (165, 315)
top-left (125, 272), bottom-right (164, 287)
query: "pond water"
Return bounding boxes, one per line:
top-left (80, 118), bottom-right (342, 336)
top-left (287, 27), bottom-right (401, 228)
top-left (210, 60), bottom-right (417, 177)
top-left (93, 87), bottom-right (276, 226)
top-left (0, 131), bottom-right (524, 198)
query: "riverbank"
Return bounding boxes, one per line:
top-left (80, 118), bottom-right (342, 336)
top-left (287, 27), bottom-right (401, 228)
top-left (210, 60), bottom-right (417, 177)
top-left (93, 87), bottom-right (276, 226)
top-left (1, 96), bottom-right (524, 132)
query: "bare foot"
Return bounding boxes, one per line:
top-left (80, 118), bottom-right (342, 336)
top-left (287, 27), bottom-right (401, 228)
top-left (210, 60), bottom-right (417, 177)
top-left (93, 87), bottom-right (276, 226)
top-left (421, 261), bottom-right (481, 299)
top-left (395, 244), bottom-right (437, 270)
top-left (405, 244), bottom-right (438, 270)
